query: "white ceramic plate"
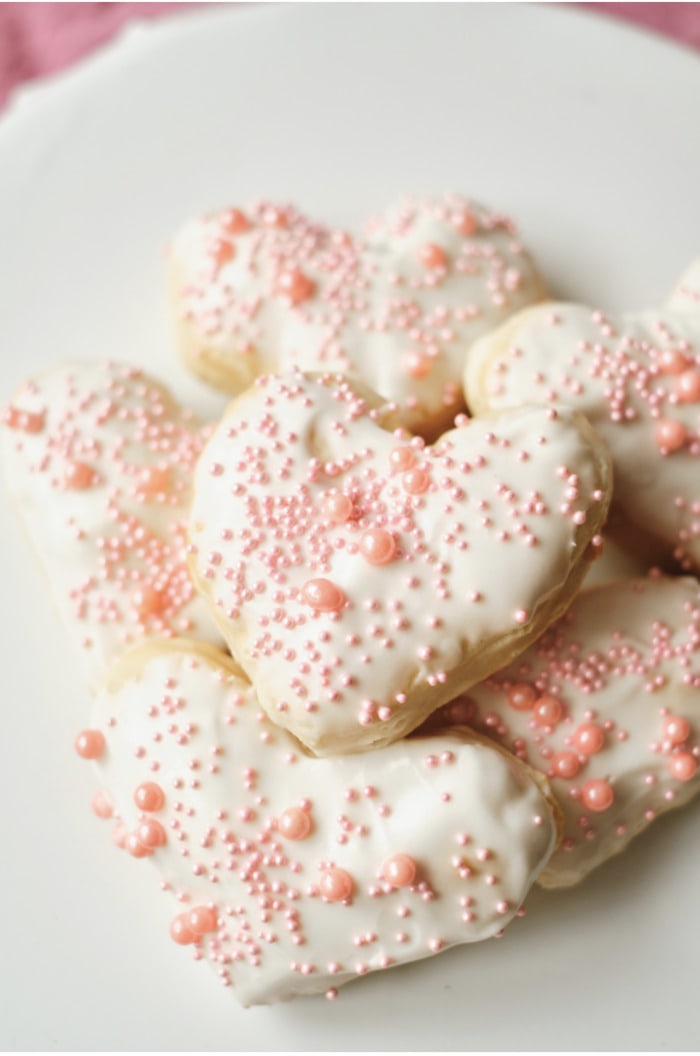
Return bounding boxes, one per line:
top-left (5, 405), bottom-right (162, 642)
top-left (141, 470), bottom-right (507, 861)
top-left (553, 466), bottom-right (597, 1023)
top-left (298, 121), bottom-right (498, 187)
top-left (1, 4), bottom-right (699, 1049)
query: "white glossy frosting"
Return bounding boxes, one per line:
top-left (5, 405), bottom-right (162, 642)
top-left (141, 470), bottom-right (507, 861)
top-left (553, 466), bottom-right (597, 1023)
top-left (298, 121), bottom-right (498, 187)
top-left (91, 640), bottom-right (558, 1005)
top-left (464, 271), bottom-right (700, 571)
top-left (2, 361), bottom-right (223, 686)
top-left (189, 371), bottom-right (611, 756)
top-left (668, 257), bottom-right (700, 311)
top-left (434, 576), bottom-right (700, 887)
top-left (170, 194), bottom-right (546, 435)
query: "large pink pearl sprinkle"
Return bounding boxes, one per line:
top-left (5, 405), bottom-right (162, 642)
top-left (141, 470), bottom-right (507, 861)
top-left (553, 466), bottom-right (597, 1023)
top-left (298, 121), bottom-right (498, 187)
top-left (581, 778), bottom-right (615, 812)
top-left (452, 209), bottom-right (477, 236)
top-left (188, 906), bottom-right (218, 935)
top-left (276, 267), bottom-right (316, 305)
top-left (360, 527), bottom-right (397, 566)
top-left (64, 461), bottom-right (96, 490)
top-left (75, 729), bottom-right (106, 760)
top-left (222, 207), bottom-right (251, 234)
top-left (322, 491), bottom-right (354, 524)
top-left (533, 694), bottom-right (563, 727)
top-left (170, 914), bottom-right (196, 945)
top-left (139, 466), bottom-right (171, 498)
top-left (136, 818), bottom-right (167, 849)
top-left (507, 684), bottom-right (537, 712)
top-left (655, 418), bottom-right (687, 453)
top-left (662, 715), bottom-right (691, 746)
top-left (658, 349), bottom-right (688, 375)
top-left (319, 866), bottom-right (354, 902)
top-left (125, 832), bottom-right (153, 858)
top-left (212, 238), bottom-right (235, 268)
top-left (135, 585), bottom-right (165, 619)
top-left (418, 243), bottom-right (448, 269)
top-left (134, 781), bottom-right (165, 812)
top-left (402, 468), bottom-right (430, 495)
top-left (550, 750), bottom-right (581, 780)
top-left (263, 205), bottom-right (288, 228)
top-left (403, 350), bottom-right (433, 379)
top-left (23, 410), bottom-right (46, 434)
top-left (380, 854), bottom-right (417, 888)
top-left (302, 578), bottom-right (346, 613)
top-left (389, 446), bottom-right (416, 473)
top-left (669, 751), bottom-right (698, 782)
top-left (573, 722), bottom-right (605, 756)
top-left (278, 806), bottom-right (313, 841)
top-left (675, 370), bottom-right (700, 403)
top-left (3, 406), bottom-right (45, 433)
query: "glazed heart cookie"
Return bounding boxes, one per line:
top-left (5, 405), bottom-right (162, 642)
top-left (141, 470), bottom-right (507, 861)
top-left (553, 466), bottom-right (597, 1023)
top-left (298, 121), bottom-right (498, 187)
top-left (429, 576), bottom-right (700, 888)
top-left (464, 262), bottom-right (700, 572)
top-left (188, 371), bottom-right (612, 756)
top-left (169, 193), bottom-right (546, 438)
top-left (2, 362), bottom-right (223, 687)
top-left (85, 639), bottom-right (559, 1006)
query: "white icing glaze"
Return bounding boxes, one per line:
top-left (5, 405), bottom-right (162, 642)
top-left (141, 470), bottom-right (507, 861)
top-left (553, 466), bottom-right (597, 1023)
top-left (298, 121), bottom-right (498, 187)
top-left (668, 257), bottom-right (700, 312)
top-left (91, 640), bottom-right (558, 1005)
top-left (170, 194), bottom-right (546, 436)
top-left (464, 277), bottom-right (700, 571)
top-left (432, 576), bottom-right (700, 887)
top-left (2, 362), bottom-right (223, 687)
top-left (189, 371), bottom-right (611, 756)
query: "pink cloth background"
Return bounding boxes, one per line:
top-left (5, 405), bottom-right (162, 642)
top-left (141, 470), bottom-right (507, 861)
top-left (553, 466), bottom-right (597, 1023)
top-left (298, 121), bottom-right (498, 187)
top-left (0, 2), bottom-right (699, 111)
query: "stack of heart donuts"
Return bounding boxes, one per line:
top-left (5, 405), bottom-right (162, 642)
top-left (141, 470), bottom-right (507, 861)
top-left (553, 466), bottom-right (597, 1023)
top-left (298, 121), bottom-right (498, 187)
top-left (3, 194), bottom-right (699, 1006)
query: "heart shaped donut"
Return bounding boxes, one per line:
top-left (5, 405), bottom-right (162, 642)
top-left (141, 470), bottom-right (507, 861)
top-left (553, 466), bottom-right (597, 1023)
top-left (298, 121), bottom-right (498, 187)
top-left (464, 262), bottom-right (700, 572)
top-left (2, 362), bottom-right (223, 687)
top-left (169, 194), bottom-right (546, 438)
top-left (86, 639), bottom-right (559, 1006)
top-left (429, 575), bottom-right (700, 888)
top-left (188, 371), bottom-right (612, 756)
